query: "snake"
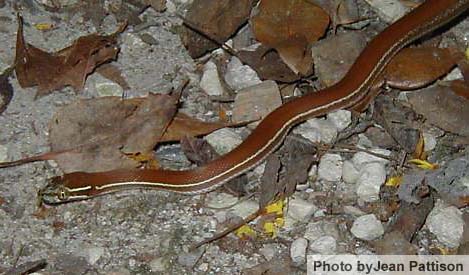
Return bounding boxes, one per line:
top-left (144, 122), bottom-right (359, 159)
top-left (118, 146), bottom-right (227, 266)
top-left (40, 0), bottom-right (469, 204)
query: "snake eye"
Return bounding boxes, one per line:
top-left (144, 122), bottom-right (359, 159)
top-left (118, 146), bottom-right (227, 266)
top-left (58, 190), bottom-right (68, 200)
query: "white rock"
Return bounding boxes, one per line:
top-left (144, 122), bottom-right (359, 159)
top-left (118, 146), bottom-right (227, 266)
top-left (224, 57), bottom-right (261, 91)
top-left (327, 110), bottom-right (352, 132)
top-left (232, 80), bottom-right (282, 124)
top-left (423, 131), bottom-right (437, 152)
top-left (351, 149), bottom-right (391, 167)
top-left (206, 193), bottom-right (238, 209)
top-left (307, 118), bottom-right (338, 144)
top-left (259, 244), bottom-right (276, 261)
top-left (85, 246), bottom-right (105, 265)
top-left (342, 160), bottom-right (359, 184)
top-left (426, 202), bottom-right (464, 248)
top-left (343, 205), bottom-right (366, 217)
top-left (357, 133), bottom-right (374, 148)
top-left (0, 144), bottom-right (8, 162)
top-left (200, 61), bottom-right (224, 96)
top-left (309, 236), bottom-right (337, 254)
top-left (351, 214), bottom-right (384, 241)
top-left (304, 221), bottom-right (339, 242)
top-left (356, 162), bottom-right (386, 202)
top-left (205, 128), bottom-right (243, 155)
top-left (444, 67), bottom-right (464, 81)
top-left (317, 153), bottom-right (343, 182)
top-left (308, 165), bottom-right (318, 177)
top-left (230, 199), bottom-right (259, 219)
top-left (287, 198), bottom-right (318, 221)
top-left (150, 257), bottom-right (167, 272)
top-left (290, 238), bottom-right (308, 265)
top-left (363, 0), bottom-right (408, 23)
top-left (86, 73), bottom-right (123, 97)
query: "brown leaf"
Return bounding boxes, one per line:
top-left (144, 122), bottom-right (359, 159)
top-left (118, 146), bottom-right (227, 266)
top-left (373, 96), bottom-right (421, 154)
top-left (181, 0), bottom-right (253, 58)
top-left (407, 84), bottom-right (469, 136)
top-left (161, 112), bottom-right (234, 142)
top-left (450, 79), bottom-right (469, 100)
top-left (14, 15), bottom-right (123, 98)
top-left (180, 136), bottom-right (219, 166)
top-left (238, 45), bottom-right (300, 82)
top-left (259, 154), bottom-right (281, 209)
top-left (251, 0), bottom-right (329, 75)
top-left (95, 63), bottom-right (130, 90)
top-left (385, 47), bottom-right (460, 90)
top-left (0, 67), bottom-right (13, 115)
top-left (49, 94), bottom-right (178, 173)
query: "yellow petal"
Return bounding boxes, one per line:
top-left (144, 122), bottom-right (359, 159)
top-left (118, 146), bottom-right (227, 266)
top-left (385, 176), bottom-right (403, 187)
top-left (235, 224), bottom-right (256, 238)
top-left (408, 159), bottom-right (439, 170)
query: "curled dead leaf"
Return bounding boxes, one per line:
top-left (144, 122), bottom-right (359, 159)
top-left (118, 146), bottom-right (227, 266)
top-left (251, 0), bottom-right (329, 75)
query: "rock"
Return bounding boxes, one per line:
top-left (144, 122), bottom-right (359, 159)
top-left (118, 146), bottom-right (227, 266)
top-left (224, 57), bottom-right (261, 91)
top-left (294, 118), bottom-right (338, 144)
top-left (304, 221), bottom-right (339, 242)
top-left (426, 202), bottom-right (464, 248)
top-left (290, 238), bottom-right (308, 266)
top-left (422, 131), bottom-right (437, 152)
top-left (351, 149), bottom-right (391, 167)
top-left (259, 243), bottom-right (276, 261)
top-left (363, 0), bottom-right (408, 23)
top-left (177, 248), bottom-right (204, 268)
top-left (309, 235), bottom-right (337, 254)
top-left (342, 160), bottom-right (359, 184)
top-left (327, 110), bottom-right (352, 132)
top-left (287, 197), bottom-right (317, 221)
top-left (95, 80), bottom-right (123, 97)
top-left (85, 246), bottom-right (105, 265)
top-left (356, 162), bottom-right (386, 202)
top-left (232, 80), bottom-right (282, 124)
top-left (342, 205), bottom-right (366, 217)
top-left (317, 153), bottom-right (343, 182)
top-left (206, 193), bottom-right (238, 209)
top-left (0, 144), bottom-right (7, 162)
top-left (230, 199), bottom-right (259, 219)
top-left (205, 128), bottom-right (243, 155)
top-left (200, 61), bottom-right (225, 96)
top-left (351, 214), bottom-right (384, 241)
top-left (149, 257), bottom-right (167, 272)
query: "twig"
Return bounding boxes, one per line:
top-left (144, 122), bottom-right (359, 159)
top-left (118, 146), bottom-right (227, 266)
top-left (191, 208), bottom-right (263, 250)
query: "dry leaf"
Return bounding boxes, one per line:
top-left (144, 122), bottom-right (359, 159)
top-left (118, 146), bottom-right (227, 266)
top-left (49, 94), bottom-right (178, 173)
top-left (161, 112), bottom-right (235, 142)
top-left (181, 0), bottom-right (253, 58)
top-left (449, 79), bottom-right (469, 100)
top-left (407, 84), bottom-right (469, 136)
top-left (238, 44), bottom-right (300, 82)
top-left (251, 0), bottom-right (329, 75)
top-left (180, 136), bottom-right (219, 166)
top-left (95, 63), bottom-right (130, 90)
top-left (373, 96), bottom-right (421, 154)
top-left (385, 47), bottom-right (460, 90)
top-left (14, 15), bottom-right (123, 97)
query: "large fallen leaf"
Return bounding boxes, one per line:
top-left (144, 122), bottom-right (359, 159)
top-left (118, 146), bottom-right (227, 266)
top-left (407, 84), bottom-right (469, 137)
top-left (385, 47), bottom-right (460, 90)
top-left (14, 15), bottom-right (123, 97)
top-left (49, 94), bottom-right (178, 173)
top-left (251, 0), bottom-right (329, 75)
top-left (181, 0), bottom-right (253, 58)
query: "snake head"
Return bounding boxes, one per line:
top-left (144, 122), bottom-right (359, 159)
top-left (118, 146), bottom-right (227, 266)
top-left (38, 176), bottom-right (90, 205)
